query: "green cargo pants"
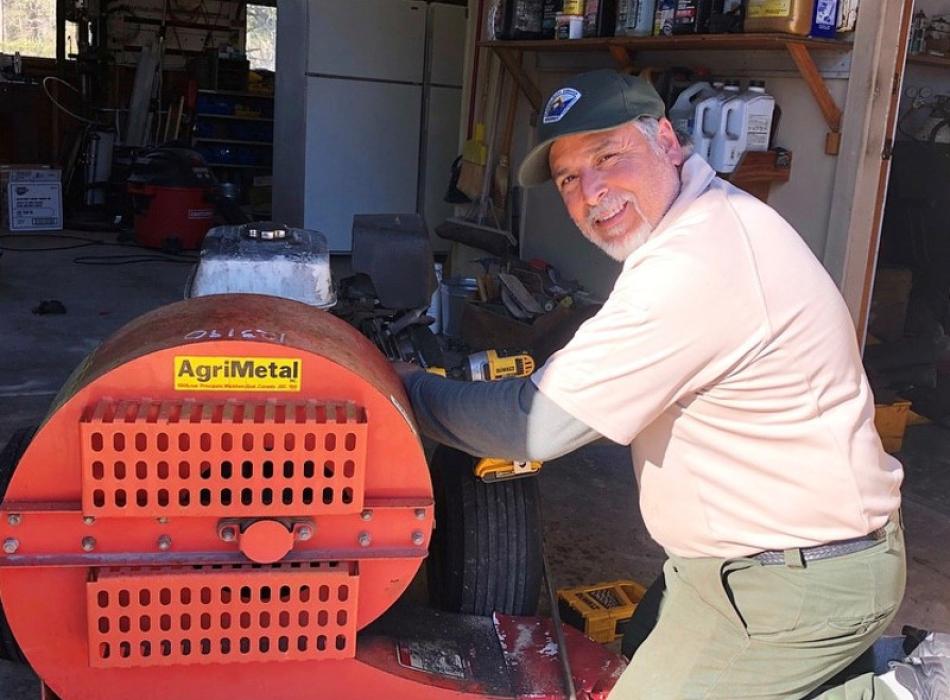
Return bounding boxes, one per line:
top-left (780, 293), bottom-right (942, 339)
top-left (609, 517), bottom-right (906, 699)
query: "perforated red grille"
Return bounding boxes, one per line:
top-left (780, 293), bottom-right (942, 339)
top-left (86, 563), bottom-right (359, 668)
top-left (79, 400), bottom-right (368, 517)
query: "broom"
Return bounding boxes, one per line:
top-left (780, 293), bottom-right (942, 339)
top-left (436, 55), bottom-right (517, 258)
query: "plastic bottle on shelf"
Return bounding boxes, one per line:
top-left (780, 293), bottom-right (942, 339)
top-left (653, 0), bottom-right (676, 36)
top-left (562, 0), bottom-right (586, 15)
top-left (810, 0), bottom-right (840, 38)
top-left (709, 80), bottom-right (775, 172)
top-left (584, 0), bottom-right (617, 37)
top-left (669, 81), bottom-right (715, 141)
top-left (541, 0), bottom-right (560, 38)
top-left (687, 81), bottom-right (724, 160)
top-left (709, 96), bottom-right (745, 173)
top-left (615, 0), bottom-right (657, 37)
top-left (671, 0), bottom-right (718, 34)
top-left (696, 80), bottom-right (738, 162)
top-left (741, 80), bottom-right (776, 153)
top-left (744, 0), bottom-right (815, 36)
top-left (499, 0), bottom-right (543, 39)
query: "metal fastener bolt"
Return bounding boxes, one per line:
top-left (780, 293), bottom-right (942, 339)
top-left (358, 532), bottom-right (371, 547)
top-left (83, 516), bottom-right (95, 526)
top-left (157, 535), bottom-right (172, 551)
top-left (81, 536), bottom-right (96, 552)
top-left (297, 525), bottom-right (313, 542)
top-left (411, 530), bottom-right (425, 546)
top-left (6, 514), bottom-right (21, 527)
top-left (157, 517), bottom-right (169, 525)
top-left (220, 526), bottom-right (237, 542)
top-left (414, 508), bottom-right (426, 520)
top-left (360, 510), bottom-right (373, 521)
top-left (2, 538), bottom-right (19, 554)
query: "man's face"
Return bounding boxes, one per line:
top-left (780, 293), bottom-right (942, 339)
top-left (549, 119), bottom-right (684, 261)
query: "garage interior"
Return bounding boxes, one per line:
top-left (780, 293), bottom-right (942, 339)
top-left (1, 1), bottom-right (949, 698)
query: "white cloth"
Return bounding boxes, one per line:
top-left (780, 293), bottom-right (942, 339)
top-left (532, 154), bottom-right (903, 558)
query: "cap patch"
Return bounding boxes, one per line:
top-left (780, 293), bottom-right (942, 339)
top-left (543, 88), bottom-right (582, 124)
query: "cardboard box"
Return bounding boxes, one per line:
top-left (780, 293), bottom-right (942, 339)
top-left (1, 167), bottom-right (63, 231)
top-left (874, 400), bottom-right (912, 453)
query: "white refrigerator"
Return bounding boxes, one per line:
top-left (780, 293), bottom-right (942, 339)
top-left (274, 0), bottom-right (466, 253)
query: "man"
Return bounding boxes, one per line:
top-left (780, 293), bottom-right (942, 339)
top-left (397, 70), bottom-right (946, 698)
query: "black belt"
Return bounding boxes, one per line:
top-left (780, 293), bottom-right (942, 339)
top-left (751, 527), bottom-right (888, 566)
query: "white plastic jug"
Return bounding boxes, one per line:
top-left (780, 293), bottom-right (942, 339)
top-left (741, 80), bottom-right (775, 153)
top-left (669, 82), bottom-right (713, 137)
top-left (696, 81), bottom-right (739, 162)
top-left (615, 0), bottom-right (657, 36)
top-left (709, 95), bottom-right (745, 173)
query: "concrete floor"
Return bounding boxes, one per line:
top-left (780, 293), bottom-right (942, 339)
top-left (0, 230), bottom-right (949, 698)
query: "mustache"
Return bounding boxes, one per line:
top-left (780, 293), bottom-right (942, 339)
top-left (586, 192), bottom-right (645, 228)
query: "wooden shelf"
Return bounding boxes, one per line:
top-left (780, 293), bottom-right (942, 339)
top-left (726, 149), bottom-right (793, 202)
top-left (480, 34), bottom-right (850, 54)
top-left (482, 33), bottom-right (850, 155)
top-left (907, 53), bottom-right (950, 68)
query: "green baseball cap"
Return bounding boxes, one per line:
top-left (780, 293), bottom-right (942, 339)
top-left (518, 69), bottom-right (666, 187)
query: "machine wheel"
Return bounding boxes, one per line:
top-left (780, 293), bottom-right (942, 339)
top-left (0, 426), bottom-right (36, 664)
top-left (427, 445), bottom-right (542, 617)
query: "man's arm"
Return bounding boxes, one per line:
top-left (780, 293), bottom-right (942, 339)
top-left (401, 371), bottom-right (603, 461)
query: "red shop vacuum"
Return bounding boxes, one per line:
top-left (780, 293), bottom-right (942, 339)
top-left (127, 147), bottom-right (218, 251)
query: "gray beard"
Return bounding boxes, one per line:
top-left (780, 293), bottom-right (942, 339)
top-left (579, 193), bottom-right (655, 261)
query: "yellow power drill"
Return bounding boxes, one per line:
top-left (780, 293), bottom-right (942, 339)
top-left (467, 349), bottom-right (543, 483)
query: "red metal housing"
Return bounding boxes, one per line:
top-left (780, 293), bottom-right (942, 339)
top-left (0, 295), bottom-right (433, 698)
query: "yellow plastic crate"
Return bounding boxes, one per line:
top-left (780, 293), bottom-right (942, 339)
top-left (557, 579), bottom-right (646, 644)
top-left (874, 400), bottom-right (912, 453)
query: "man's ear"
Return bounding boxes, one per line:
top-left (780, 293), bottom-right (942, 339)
top-left (657, 118), bottom-right (686, 167)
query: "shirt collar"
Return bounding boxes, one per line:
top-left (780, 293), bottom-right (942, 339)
top-left (622, 154), bottom-right (716, 269)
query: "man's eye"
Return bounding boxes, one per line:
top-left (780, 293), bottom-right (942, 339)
top-left (559, 175), bottom-right (577, 188)
top-left (598, 153), bottom-right (618, 165)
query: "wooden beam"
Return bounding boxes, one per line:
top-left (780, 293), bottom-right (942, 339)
top-left (823, 0), bottom-right (914, 338)
top-left (786, 41), bottom-right (843, 154)
top-left (493, 48), bottom-right (542, 113)
top-left (855, 0), bottom-right (915, 346)
top-left (608, 45), bottom-right (636, 73)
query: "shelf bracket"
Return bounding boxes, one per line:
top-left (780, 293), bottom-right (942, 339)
top-left (785, 41), bottom-right (843, 155)
top-left (608, 44), bottom-right (637, 73)
top-left (493, 48), bottom-right (543, 115)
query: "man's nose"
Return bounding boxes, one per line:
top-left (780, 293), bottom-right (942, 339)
top-left (580, 171), bottom-right (607, 206)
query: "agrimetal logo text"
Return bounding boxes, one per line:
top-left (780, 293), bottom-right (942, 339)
top-left (174, 356), bottom-right (302, 392)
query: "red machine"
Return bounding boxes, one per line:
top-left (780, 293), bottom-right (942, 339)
top-left (0, 294), bottom-right (624, 699)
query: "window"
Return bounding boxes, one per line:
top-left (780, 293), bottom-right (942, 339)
top-left (0, 0), bottom-right (56, 58)
top-left (245, 3), bottom-right (276, 72)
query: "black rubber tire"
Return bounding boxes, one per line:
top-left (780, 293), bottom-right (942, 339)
top-left (0, 426), bottom-right (36, 664)
top-left (621, 572), bottom-right (666, 661)
top-left (426, 445), bottom-right (543, 617)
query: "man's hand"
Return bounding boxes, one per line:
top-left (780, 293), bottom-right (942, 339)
top-left (391, 360), bottom-right (424, 383)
